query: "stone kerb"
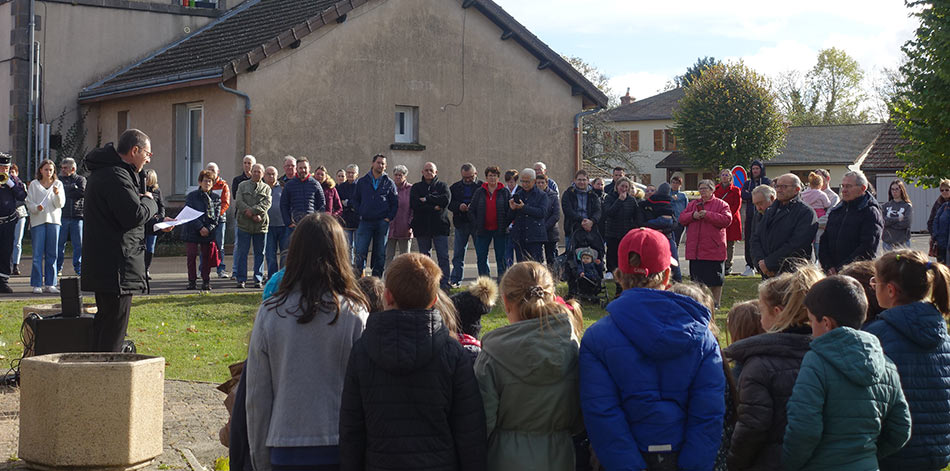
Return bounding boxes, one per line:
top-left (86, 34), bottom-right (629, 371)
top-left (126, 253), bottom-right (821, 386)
top-left (18, 353), bottom-right (165, 471)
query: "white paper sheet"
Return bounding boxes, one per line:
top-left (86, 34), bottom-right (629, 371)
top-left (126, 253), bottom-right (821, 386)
top-left (152, 206), bottom-right (204, 231)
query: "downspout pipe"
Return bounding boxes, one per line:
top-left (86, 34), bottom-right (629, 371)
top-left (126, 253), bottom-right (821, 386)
top-left (26, 0), bottom-right (35, 173)
top-left (573, 107), bottom-right (602, 173)
top-left (218, 82), bottom-right (252, 156)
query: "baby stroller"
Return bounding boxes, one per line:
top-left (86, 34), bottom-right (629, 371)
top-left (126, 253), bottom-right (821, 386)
top-left (558, 228), bottom-right (609, 307)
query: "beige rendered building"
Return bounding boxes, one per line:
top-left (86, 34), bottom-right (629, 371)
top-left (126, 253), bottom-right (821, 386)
top-left (78, 0), bottom-right (608, 198)
top-left (0, 0), bottom-right (224, 171)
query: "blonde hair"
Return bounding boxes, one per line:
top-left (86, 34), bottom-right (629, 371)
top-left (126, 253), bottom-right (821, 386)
top-left (434, 290), bottom-right (461, 340)
top-left (614, 251), bottom-right (667, 291)
top-left (727, 300), bottom-right (765, 342)
top-left (940, 179), bottom-right (950, 191)
top-left (758, 265), bottom-right (824, 332)
top-left (145, 169), bottom-right (159, 189)
top-left (669, 281), bottom-right (718, 335)
top-left (807, 172), bottom-right (823, 189)
top-left (501, 262), bottom-right (582, 338)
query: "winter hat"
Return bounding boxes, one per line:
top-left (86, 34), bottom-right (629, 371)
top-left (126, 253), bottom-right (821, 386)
top-left (655, 182), bottom-right (672, 198)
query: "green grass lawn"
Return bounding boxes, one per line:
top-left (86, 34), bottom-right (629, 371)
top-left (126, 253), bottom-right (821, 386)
top-left (0, 276), bottom-right (763, 383)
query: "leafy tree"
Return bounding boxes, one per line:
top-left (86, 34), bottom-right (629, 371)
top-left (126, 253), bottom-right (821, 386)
top-left (675, 56), bottom-right (721, 88)
top-left (775, 48), bottom-right (869, 125)
top-left (892, 0), bottom-right (950, 186)
top-left (673, 61), bottom-right (786, 171)
top-left (563, 55), bottom-right (618, 106)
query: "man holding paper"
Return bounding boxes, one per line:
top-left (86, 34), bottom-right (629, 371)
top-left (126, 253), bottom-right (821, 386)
top-left (82, 129), bottom-right (158, 352)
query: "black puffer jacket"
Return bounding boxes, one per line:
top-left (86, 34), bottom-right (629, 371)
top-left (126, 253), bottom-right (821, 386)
top-left (723, 328), bottom-right (811, 471)
top-left (469, 183), bottom-right (509, 236)
top-left (602, 192), bottom-right (641, 239)
top-left (60, 173), bottom-right (86, 219)
top-left (81, 143), bottom-right (158, 294)
top-left (819, 191), bottom-right (883, 272)
top-left (750, 195), bottom-right (818, 275)
top-left (340, 309), bottom-right (487, 471)
top-left (410, 177), bottom-right (452, 237)
top-left (561, 185), bottom-right (602, 237)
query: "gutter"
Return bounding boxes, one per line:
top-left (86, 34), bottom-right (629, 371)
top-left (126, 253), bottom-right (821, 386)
top-left (218, 82), bottom-right (252, 156)
top-left (573, 107), bottom-right (602, 173)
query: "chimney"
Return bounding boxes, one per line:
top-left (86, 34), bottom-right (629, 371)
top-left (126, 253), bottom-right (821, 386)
top-left (620, 87), bottom-right (635, 106)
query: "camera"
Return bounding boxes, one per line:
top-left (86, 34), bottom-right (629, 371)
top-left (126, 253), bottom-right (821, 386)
top-left (512, 193), bottom-right (523, 204)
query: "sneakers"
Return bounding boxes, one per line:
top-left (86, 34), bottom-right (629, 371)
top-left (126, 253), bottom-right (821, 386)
top-left (32, 287), bottom-right (43, 294)
top-left (146, 270), bottom-right (152, 280)
top-left (604, 272), bottom-right (614, 281)
top-left (252, 281), bottom-right (262, 289)
top-left (741, 266), bottom-right (755, 277)
top-left (236, 281), bottom-right (245, 289)
top-left (449, 281), bottom-right (462, 289)
top-left (44, 285), bottom-right (59, 294)
top-left (217, 271), bottom-right (230, 279)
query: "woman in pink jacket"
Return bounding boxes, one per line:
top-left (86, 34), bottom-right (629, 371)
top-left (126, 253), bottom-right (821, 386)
top-left (678, 179), bottom-right (733, 307)
top-left (385, 164), bottom-right (413, 265)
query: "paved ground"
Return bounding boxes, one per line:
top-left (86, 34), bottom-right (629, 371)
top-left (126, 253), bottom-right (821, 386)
top-left (2, 235), bottom-right (933, 300)
top-left (0, 380), bottom-right (229, 470)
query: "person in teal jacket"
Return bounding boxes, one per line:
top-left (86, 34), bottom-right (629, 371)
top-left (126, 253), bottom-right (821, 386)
top-left (475, 261), bottom-right (583, 471)
top-left (783, 276), bottom-right (911, 471)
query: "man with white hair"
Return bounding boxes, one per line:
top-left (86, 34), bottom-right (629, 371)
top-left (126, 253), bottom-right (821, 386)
top-left (751, 174), bottom-right (817, 277)
top-left (533, 161), bottom-right (559, 194)
top-left (230, 155), bottom-right (257, 277)
top-left (337, 163), bottom-right (361, 261)
top-left (278, 155), bottom-right (296, 186)
top-left (819, 170), bottom-right (883, 274)
top-left (205, 162), bottom-right (231, 278)
top-left (410, 162), bottom-right (451, 289)
top-left (263, 166), bottom-right (287, 280)
top-left (57, 157), bottom-right (85, 276)
top-left (233, 163), bottom-right (271, 288)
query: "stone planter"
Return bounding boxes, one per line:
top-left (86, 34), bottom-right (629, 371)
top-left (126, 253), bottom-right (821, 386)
top-left (19, 353), bottom-right (165, 471)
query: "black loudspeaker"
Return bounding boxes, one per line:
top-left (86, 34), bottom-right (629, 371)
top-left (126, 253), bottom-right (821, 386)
top-left (23, 314), bottom-right (95, 357)
top-left (60, 278), bottom-right (81, 318)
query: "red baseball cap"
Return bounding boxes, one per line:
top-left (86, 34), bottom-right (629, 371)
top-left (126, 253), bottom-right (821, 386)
top-left (617, 227), bottom-right (678, 276)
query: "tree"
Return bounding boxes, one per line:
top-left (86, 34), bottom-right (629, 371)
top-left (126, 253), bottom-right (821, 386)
top-left (563, 55), bottom-right (618, 106)
top-left (775, 48), bottom-right (869, 125)
top-left (581, 111), bottom-right (641, 175)
top-left (868, 64), bottom-right (905, 122)
top-left (892, 0), bottom-right (950, 186)
top-left (675, 56), bottom-right (721, 88)
top-left (673, 61), bottom-right (786, 171)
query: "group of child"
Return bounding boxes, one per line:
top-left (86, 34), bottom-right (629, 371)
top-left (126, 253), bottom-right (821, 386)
top-left (227, 211), bottom-right (950, 471)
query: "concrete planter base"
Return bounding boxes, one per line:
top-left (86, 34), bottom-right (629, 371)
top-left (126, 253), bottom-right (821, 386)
top-left (18, 353), bottom-right (165, 470)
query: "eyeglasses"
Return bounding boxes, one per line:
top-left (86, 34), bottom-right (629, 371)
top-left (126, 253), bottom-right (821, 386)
top-left (775, 184), bottom-right (795, 189)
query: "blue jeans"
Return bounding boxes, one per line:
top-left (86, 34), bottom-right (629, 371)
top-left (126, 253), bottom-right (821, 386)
top-left (235, 230), bottom-right (266, 283)
top-left (354, 219), bottom-right (389, 277)
top-left (145, 234), bottom-right (157, 254)
top-left (417, 235), bottom-right (450, 289)
top-left (30, 223), bottom-right (59, 288)
top-left (474, 231), bottom-right (507, 279)
top-left (345, 229), bottom-right (356, 264)
top-left (216, 220), bottom-right (227, 274)
top-left (57, 217), bottom-right (82, 275)
top-left (13, 216), bottom-right (26, 265)
top-left (450, 224), bottom-right (475, 283)
top-left (266, 225), bottom-right (289, 278)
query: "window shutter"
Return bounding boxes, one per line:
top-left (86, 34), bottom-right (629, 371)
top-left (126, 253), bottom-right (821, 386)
top-left (654, 130), bottom-right (663, 151)
top-left (631, 130), bottom-right (639, 152)
top-left (664, 129), bottom-right (676, 151)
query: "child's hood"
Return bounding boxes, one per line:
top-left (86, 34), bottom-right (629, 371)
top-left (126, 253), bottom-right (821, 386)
top-left (877, 301), bottom-right (948, 350)
top-left (810, 327), bottom-right (886, 387)
top-left (607, 288), bottom-right (712, 359)
top-left (723, 331), bottom-right (811, 364)
top-left (480, 313), bottom-right (578, 385)
top-left (361, 309), bottom-right (449, 374)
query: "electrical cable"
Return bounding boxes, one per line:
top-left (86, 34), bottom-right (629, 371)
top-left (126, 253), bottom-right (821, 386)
top-left (441, 8), bottom-right (467, 111)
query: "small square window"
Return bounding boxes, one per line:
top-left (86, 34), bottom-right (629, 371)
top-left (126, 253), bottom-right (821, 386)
top-left (395, 106), bottom-right (418, 144)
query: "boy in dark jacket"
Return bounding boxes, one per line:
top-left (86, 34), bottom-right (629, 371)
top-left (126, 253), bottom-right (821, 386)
top-left (783, 276), bottom-right (911, 471)
top-left (340, 253), bottom-right (487, 471)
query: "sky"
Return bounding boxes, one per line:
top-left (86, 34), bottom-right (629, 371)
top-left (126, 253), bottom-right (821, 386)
top-left (493, 0), bottom-right (919, 106)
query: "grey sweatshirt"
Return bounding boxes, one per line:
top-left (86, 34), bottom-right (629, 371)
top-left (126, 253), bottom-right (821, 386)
top-left (246, 290), bottom-right (369, 471)
top-left (881, 200), bottom-right (912, 246)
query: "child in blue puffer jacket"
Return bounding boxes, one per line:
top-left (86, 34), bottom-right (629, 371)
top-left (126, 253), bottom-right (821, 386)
top-left (865, 250), bottom-right (950, 471)
top-left (580, 228), bottom-right (725, 471)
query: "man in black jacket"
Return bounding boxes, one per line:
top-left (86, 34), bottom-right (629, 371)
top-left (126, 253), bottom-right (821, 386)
top-left (751, 174), bottom-right (817, 277)
top-left (740, 160), bottom-right (771, 276)
top-left (561, 169), bottom-right (602, 239)
top-left (819, 170), bottom-right (883, 274)
top-left (81, 129), bottom-right (158, 352)
top-left (448, 163), bottom-right (482, 288)
top-left (57, 158), bottom-right (85, 277)
top-left (410, 162), bottom-right (452, 290)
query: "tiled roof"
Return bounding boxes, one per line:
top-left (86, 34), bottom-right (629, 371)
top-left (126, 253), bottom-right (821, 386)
top-left (603, 88), bottom-right (684, 122)
top-left (80, 0), bottom-right (608, 108)
top-left (657, 123), bottom-right (886, 169)
top-left (861, 122), bottom-right (908, 171)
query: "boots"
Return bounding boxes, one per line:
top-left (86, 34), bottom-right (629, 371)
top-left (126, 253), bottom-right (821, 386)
top-left (144, 252), bottom-right (153, 279)
top-left (201, 280), bottom-right (212, 291)
top-left (187, 280), bottom-right (197, 290)
top-left (12, 264), bottom-right (19, 275)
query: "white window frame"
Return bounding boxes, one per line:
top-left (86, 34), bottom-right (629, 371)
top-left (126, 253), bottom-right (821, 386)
top-left (394, 105), bottom-right (418, 144)
top-left (174, 102), bottom-right (205, 195)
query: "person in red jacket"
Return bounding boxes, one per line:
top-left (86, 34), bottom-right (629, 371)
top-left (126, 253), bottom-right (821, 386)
top-left (679, 179), bottom-right (733, 308)
top-left (714, 168), bottom-right (742, 275)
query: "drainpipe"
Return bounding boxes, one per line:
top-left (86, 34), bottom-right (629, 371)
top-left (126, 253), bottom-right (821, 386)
top-left (573, 107), bottom-right (602, 173)
top-left (218, 82), bottom-right (251, 156)
top-left (26, 0), bottom-right (35, 173)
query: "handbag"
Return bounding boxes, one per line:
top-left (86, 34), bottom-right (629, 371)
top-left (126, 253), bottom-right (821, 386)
top-left (208, 241), bottom-right (222, 268)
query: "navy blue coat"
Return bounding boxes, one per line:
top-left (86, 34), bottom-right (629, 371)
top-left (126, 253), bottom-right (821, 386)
top-left (580, 288), bottom-right (725, 471)
top-left (562, 185), bottom-right (603, 237)
top-left (509, 186), bottom-right (548, 244)
top-left (819, 191), bottom-right (883, 272)
top-left (337, 180), bottom-right (360, 229)
top-left (0, 175), bottom-right (26, 218)
top-left (352, 171), bottom-right (398, 222)
top-left (280, 176), bottom-right (325, 225)
top-left (865, 302), bottom-right (950, 471)
top-left (933, 201), bottom-right (950, 249)
top-left (181, 189), bottom-right (221, 244)
top-left (448, 179), bottom-right (482, 229)
top-left (541, 187), bottom-right (560, 242)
